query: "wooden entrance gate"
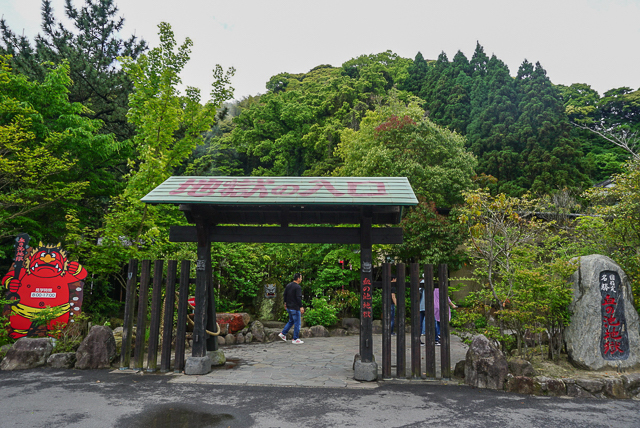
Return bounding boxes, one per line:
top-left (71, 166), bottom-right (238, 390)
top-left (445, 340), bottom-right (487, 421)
top-left (140, 176), bottom-right (418, 377)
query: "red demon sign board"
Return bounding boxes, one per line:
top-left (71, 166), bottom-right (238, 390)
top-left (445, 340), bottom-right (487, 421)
top-left (2, 234), bottom-right (87, 338)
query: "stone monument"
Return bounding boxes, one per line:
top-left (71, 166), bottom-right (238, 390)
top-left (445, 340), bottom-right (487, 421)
top-left (565, 254), bottom-right (640, 371)
top-left (255, 278), bottom-right (283, 321)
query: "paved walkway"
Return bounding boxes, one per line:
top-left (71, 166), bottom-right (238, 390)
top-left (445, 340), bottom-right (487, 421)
top-left (168, 334), bottom-right (468, 389)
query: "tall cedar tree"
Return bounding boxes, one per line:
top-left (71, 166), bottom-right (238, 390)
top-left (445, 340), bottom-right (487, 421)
top-left (467, 56), bottom-right (520, 190)
top-left (404, 42), bottom-right (591, 194)
top-left (420, 52), bottom-right (455, 126)
top-left (512, 61), bottom-right (589, 194)
top-left (443, 51), bottom-right (473, 134)
top-left (0, 0), bottom-right (147, 142)
top-left (401, 52), bottom-right (429, 95)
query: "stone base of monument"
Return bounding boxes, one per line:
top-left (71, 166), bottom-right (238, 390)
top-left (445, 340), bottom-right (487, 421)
top-left (184, 356), bottom-right (212, 375)
top-left (208, 349), bottom-right (226, 366)
top-left (354, 360), bottom-right (378, 381)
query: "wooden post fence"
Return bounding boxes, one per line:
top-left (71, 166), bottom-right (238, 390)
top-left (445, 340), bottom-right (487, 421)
top-left (120, 259), bottom-right (193, 372)
top-left (120, 259), bottom-right (454, 378)
top-left (378, 262), bottom-right (452, 380)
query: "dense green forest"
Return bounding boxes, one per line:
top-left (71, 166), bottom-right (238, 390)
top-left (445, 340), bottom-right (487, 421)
top-left (1, 0), bottom-right (639, 350)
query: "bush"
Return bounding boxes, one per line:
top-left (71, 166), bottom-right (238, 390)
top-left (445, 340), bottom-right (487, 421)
top-left (303, 298), bottom-right (339, 328)
top-left (51, 313), bottom-right (89, 354)
top-left (327, 289), bottom-right (359, 318)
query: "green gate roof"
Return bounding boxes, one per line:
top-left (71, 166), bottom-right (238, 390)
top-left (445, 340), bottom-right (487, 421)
top-left (142, 176), bottom-right (418, 206)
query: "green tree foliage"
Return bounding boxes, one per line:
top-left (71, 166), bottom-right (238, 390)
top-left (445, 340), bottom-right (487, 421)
top-left (0, 0), bottom-right (147, 142)
top-left (315, 247), bottom-right (361, 293)
top-left (66, 22), bottom-right (234, 313)
top-left (402, 43), bottom-right (592, 194)
top-left (458, 189), bottom-right (575, 359)
top-left (599, 87), bottom-right (640, 133)
top-left (222, 54), bottom-right (413, 177)
top-left (444, 51), bottom-right (473, 134)
top-left (561, 83), bottom-right (628, 182)
top-left (466, 56), bottom-right (519, 189)
top-left (104, 21), bottom-right (233, 253)
top-left (0, 56), bottom-right (114, 252)
top-left (336, 93), bottom-right (476, 263)
top-left (0, 0), bottom-right (149, 238)
top-left (580, 159), bottom-right (640, 310)
top-left (304, 297), bottom-right (339, 328)
top-left (340, 50), bottom-right (411, 96)
top-left (510, 61), bottom-right (590, 194)
top-left (336, 93), bottom-right (476, 206)
top-left (563, 84), bottom-right (640, 177)
top-left (400, 52), bottom-right (429, 95)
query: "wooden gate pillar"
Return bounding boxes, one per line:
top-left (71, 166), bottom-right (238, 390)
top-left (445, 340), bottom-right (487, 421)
top-left (192, 220), bottom-right (210, 358)
top-left (206, 242), bottom-right (218, 352)
top-left (381, 263), bottom-right (392, 378)
top-left (359, 211), bottom-right (374, 363)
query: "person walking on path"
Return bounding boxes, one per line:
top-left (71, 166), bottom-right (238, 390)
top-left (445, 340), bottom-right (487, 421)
top-left (419, 279), bottom-right (426, 345)
top-left (434, 283), bottom-right (457, 345)
top-left (390, 277), bottom-right (397, 335)
top-left (279, 273), bottom-right (305, 344)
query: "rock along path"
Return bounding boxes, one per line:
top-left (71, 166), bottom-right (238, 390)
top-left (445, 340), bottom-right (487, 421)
top-left (167, 334), bottom-right (468, 388)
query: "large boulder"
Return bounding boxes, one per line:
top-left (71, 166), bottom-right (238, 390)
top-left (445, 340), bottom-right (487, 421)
top-left (372, 320), bottom-right (382, 335)
top-left (310, 325), bottom-right (330, 337)
top-left (75, 326), bottom-right (116, 369)
top-left (342, 318), bottom-right (360, 333)
top-left (565, 255), bottom-right (640, 371)
top-left (216, 313), bottom-right (250, 335)
top-left (48, 352), bottom-right (76, 369)
top-left (464, 335), bottom-right (508, 390)
top-left (508, 358), bottom-right (537, 377)
top-left (299, 327), bottom-right (312, 338)
top-left (250, 320), bottom-right (265, 342)
top-left (1, 338), bottom-right (52, 370)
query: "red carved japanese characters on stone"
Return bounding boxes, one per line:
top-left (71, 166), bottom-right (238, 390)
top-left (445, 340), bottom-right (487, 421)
top-left (599, 270), bottom-right (629, 360)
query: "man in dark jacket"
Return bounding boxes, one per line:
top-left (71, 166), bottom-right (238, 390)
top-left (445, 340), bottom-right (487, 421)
top-left (279, 273), bottom-right (305, 344)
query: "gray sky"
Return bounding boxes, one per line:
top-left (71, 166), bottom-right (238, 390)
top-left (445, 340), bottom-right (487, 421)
top-left (2, 0), bottom-right (639, 101)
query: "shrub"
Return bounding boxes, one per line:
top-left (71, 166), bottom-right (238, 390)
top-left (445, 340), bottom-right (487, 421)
top-left (327, 289), bottom-right (359, 318)
top-left (51, 313), bottom-right (89, 353)
top-left (303, 298), bottom-right (339, 328)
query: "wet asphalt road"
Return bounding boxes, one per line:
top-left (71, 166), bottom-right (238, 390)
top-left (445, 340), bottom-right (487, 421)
top-left (0, 368), bottom-right (639, 428)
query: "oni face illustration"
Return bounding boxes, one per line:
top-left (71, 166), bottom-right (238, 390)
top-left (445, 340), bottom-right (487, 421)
top-left (26, 246), bottom-right (70, 278)
top-left (3, 240), bottom-right (88, 338)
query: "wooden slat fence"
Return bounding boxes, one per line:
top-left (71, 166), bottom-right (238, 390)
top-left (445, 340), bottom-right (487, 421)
top-left (119, 259), bottom-right (191, 373)
top-left (378, 262), bottom-right (452, 380)
top-left (119, 258), bottom-right (453, 379)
